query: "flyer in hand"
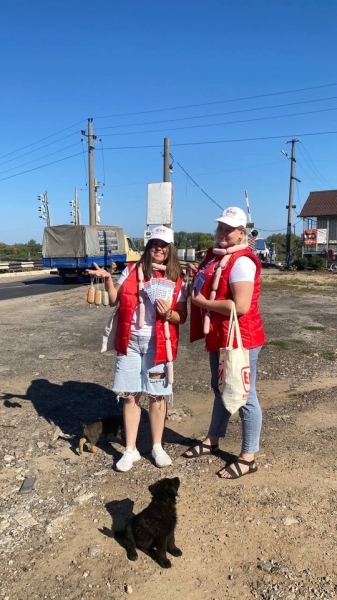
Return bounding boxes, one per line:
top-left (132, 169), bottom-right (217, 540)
top-left (144, 278), bottom-right (175, 304)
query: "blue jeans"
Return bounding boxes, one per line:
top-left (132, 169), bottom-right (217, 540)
top-left (113, 334), bottom-right (172, 397)
top-left (208, 347), bottom-right (262, 453)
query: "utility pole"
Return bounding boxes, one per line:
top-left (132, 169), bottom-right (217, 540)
top-left (81, 118), bottom-right (96, 225)
top-left (282, 139), bottom-right (301, 266)
top-left (163, 138), bottom-right (170, 183)
top-left (163, 137), bottom-right (173, 229)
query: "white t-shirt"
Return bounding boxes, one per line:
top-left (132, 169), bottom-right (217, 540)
top-left (117, 266), bottom-right (187, 336)
top-left (229, 256), bottom-right (256, 283)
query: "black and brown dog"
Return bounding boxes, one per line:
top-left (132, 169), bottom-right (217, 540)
top-left (78, 415), bottom-right (124, 455)
top-left (117, 477), bottom-right (182, 568)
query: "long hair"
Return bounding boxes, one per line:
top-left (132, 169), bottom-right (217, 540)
top-left (139, 242), bottom-right (183, 281)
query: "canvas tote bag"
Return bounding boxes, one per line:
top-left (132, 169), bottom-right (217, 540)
top-left (101, 305), bottom-right (119, 352)
top-left (218, 302), bottom-right (250, 414)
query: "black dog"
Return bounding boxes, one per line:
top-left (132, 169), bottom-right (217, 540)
top-left (118, 477), bottom-right (182, 568)
top-left (78, 415), bottom-right (124, 455)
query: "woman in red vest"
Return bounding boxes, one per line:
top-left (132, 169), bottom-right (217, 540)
top-left (87, 226), bottom-right (187, 472)
top-left (183, 207), bottom-right (266, 479)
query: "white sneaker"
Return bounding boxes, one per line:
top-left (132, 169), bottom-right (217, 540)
top-left (152, 444), bottom-right (172, 468)
top-left (116, 447), bottom-right (141, 472)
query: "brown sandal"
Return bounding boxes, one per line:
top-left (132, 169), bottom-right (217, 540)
top-left (182, 441), bottom-right (219, 459)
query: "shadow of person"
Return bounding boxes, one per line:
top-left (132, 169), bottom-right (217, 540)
top-left (2, 379), bottom-right (121, 444)
top-left (2, 380), bottom-right (192, 456)
top-left (99, 498), bottom-right (135, 543)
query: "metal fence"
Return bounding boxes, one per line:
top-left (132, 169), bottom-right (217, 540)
top-left (0, 259), bottom-right (43, 273)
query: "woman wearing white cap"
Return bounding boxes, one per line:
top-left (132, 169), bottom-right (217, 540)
top-left (183, 207), bottom-right (266, 479)
top-left (87, 226), bottom-right (187, 471)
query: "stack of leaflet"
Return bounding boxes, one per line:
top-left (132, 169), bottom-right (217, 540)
top-left (144, 278), bottom-right (175, 304)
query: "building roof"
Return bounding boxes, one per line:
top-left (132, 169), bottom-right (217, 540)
top-left (299, 190), bottom-right (337, 218)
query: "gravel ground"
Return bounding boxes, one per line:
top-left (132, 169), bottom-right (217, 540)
top-left (0, 270), bottom-right (336, 600)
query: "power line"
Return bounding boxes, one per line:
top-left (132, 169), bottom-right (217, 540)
top-left (81, 140), bottom-right (88, 185)
top-left (172, 157), bottom-right (223, 210)
top-left (296, 159), bottom-right (325, 190)
top-left (94, 82), bottom-right (337, 119)
top-left (0, 152), bottom-right (83, 182)
top-left (298, 143), bottom-right (334, 188)
top-left (0, 143), bottom-right (81, 176)
top-left (103, 129), bottom-right (337, 150)
top-left (100, 139), bottom-right (106, 185)
top-left (0, 120), bottom-right (86, 161)
top-left (0, 132), bottom-right (80, 167)
top-left (99, 106), bottom-right (337, 138)
top-left (96, 95), bottom-right (337, 131)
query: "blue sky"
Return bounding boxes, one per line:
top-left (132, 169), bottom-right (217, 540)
top-left (1, 0), bottom-right (337, 244)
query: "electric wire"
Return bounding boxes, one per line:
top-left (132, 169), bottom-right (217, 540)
top-left (100, 139), bottom-right (106, 185)
top-left (103, 129), bottom-right (337, 150)
top-left (0, 120), bottom-right (86, 161)
top-left (99, 106), bottom-right (337, 138)
top-left (172, 156), bottom-right (223, 210)
top-left (0, 132), bottom-right (80, 167)
top-left (81, 140), bottom-right (88, 185)
top-left (296, 159), bottom-right (325, 190)
top-left (0, 152), bottom-right (83, 182)
top-left (94, 83), bottom-right (337, 119)
top-left (0, 143), bottom-right (81, 176)
top-left (95, 95), bottom-right (337, 131)
top-left (298, 143), bottom-right (334, 188)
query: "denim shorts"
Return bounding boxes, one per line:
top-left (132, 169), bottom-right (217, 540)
top-left (112, 334), bottom-right (172, 397)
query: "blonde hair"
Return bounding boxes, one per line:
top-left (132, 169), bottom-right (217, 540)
top-left (238, 228), bottom-right (248, 245)
top-left (214, 226), bottom-right (248, 246)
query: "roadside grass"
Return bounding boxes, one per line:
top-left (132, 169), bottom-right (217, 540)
top-left (262, 277), bottom-right (337, 292)
top-left (267, 340), bottom-right (288, 350)
top-left (267, 339), bottom-right (305, 351)
top-left (322, 350), bottom-right (337, 361)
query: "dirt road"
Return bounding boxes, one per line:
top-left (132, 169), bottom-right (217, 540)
top-left (0, 270), bottom-right (336, 600)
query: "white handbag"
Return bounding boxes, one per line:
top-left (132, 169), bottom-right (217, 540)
top-left (218, 302), bottom-right (250, 414)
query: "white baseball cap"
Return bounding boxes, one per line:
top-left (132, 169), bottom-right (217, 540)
top-left (215, 206), bottom-right (247, 228)
top-left (148, 225), bottom-right (174, 244)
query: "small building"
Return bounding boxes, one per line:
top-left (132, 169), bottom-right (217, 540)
top-left (299, 190), bottom-right (337, 259)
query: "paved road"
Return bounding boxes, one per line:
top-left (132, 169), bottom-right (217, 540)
top-left (0, 274), bottom-right (83, 301)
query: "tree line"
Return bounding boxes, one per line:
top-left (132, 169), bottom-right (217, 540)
top-left (1, 232), bottom-right (303, 262)
top-left (133, 231), bottom-right (304, 261)
top-left (0, 240), bottom-right (42, 260)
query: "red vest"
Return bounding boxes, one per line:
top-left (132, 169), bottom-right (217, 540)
top-left (115, 267), bottom-right (184, 365)
top-left (190, 247), bottom-right (266, 351)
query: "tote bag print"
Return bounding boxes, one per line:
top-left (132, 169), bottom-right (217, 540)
top-left (218, 303), bottom-right (250, 415)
